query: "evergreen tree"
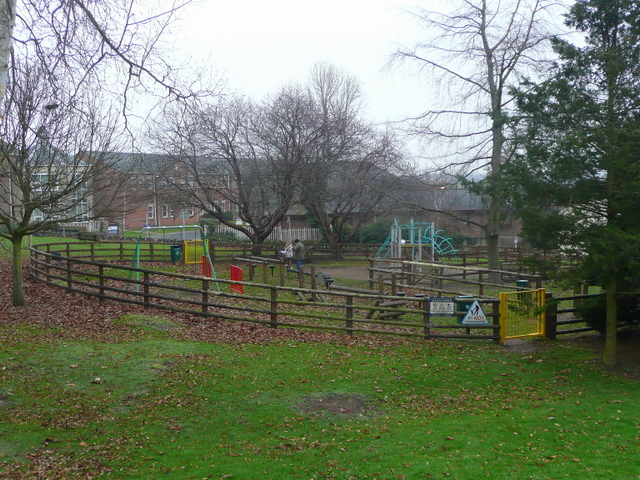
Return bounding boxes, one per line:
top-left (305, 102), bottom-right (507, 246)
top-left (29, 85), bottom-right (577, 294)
top-left (508, 0), bottom-right (640, 367)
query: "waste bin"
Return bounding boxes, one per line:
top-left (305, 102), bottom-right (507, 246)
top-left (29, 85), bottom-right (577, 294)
top-left (170, 244), bottom-right (183, 264)
top-left (516, 279), bottom-right (530, 291)
top-left (455, 295), bottom-right (475, 324)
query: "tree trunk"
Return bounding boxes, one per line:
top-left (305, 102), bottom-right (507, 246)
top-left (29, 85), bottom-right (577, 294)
top-left (0, 0), bottom-right (16, 110)
top-left (486, 230), bottom-right (501, 282)
top-left (250, 243), bottom-right (263, 257)
top-left (485, 195), bottom-right (502, 283)
top-left (486, 96), bottom-right (505, 284)
top-left (331, 242), bottom-right (342, 259)
top-left (12, 236), bottom-right (24, 307)
top-left (603, 277), bottom-right (618, 369)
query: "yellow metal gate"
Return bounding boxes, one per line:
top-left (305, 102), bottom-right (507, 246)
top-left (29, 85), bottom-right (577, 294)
top-left (183, 240), bottom-right (205, 265)
top-left (499, 289), bottom-right (546, 344)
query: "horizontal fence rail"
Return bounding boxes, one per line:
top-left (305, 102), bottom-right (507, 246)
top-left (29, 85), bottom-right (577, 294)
top-left (368, 258), bottom-right (543, 299)
top-left (545, 292), bottom-right (602, 338)
top-left (29, 241), bottom-right (597, 342)
top-left (30, 242), bottom-right (502, 341)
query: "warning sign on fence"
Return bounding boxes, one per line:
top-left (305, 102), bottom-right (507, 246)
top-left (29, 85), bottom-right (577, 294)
top-left (461, 300), bottom-right (489, 325)
top-left (429, 297), bottom-right (455, 316)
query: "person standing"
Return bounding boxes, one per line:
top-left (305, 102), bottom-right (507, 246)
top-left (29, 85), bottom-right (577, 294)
top-left (292, 239), bottom-right (305, 270)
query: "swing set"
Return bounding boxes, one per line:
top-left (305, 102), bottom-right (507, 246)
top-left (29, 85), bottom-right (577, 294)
top-left (128, 225), bottom-right (220, 292)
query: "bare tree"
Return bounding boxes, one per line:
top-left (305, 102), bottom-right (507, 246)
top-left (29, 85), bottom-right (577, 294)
top-left (0, 0), bottom-right (217, 306)
top-left (302, 129), bottom-right (404, 254)
top-left (151, 87), bottom-right (323, 254)
top-left (0, 0), bottom-right (209, 121)
top-left (154, 64), bottom-right (405, 255)
top-left (392, 0), bottom-right (559, 278)
top-left (0, 0), bottom-right (16, 109)
top-left (298, 64), bottom-right (405, 255)
top-left (0, 61), bottom-right (130, 306)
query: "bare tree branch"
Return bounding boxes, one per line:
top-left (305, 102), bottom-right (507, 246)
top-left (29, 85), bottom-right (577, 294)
top-left (389, 0), bottom-right (563, 275)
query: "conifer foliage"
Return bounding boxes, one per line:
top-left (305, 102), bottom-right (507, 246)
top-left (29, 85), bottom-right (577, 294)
top-left (509, 0), bottom-right (640, 367)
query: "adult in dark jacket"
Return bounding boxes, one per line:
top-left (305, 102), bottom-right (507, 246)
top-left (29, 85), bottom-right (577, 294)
top-left (292, 239), bottom-right (305, 270)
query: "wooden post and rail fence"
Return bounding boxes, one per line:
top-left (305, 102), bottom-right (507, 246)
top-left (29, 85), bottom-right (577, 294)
top-left (29, 241), bottom-right (599, 342)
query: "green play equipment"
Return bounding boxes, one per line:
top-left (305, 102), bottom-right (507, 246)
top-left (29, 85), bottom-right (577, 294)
top-left (128, 225), bottom-right (219, 292)
top-left (375, 219), bottom-right (457, 260)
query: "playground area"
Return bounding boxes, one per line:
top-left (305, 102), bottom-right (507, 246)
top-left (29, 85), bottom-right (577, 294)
top-left (28, 231), bottom-right (599, 345)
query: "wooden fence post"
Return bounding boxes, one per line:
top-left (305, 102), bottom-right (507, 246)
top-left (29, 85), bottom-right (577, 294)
top-left (423, 297), bottom-right (431, 339)
top-left (378, 275), bottom-right (384, 295)
top-left (545, 292), bottom-right (557, 340)
top-left (573, 285), bottom-right (581, 310)
top-left (99, 265), bottom-right (105, 302)
top-left (345, 295), bottom-right (354, 335)
top-left (369, 259), bottom-right (374, 285)
top-left (310, 266), bottom-right (317, 299)
top-left (66, 258), bottom-right (72, 289)
top-left (493, 301), bottom-right (500, 343)
top-left (143, 272), bottom-right (150, 309)
top-left (279, 262), bottom-right (285, 287)
top-left (202, 279), bottom-right (209, 315)
top-left (462, 255), bottom-right (467, 280)
top-left (270, 287), bottom-right (278, 328)
top-left (45, 252), bottom-right (51, 281)
top-left (391, 273), bottom-right (397, 296)
top-left (478, 271), bottom-right (484, 297)
top-left (572, 284), bottom-right (589, 310)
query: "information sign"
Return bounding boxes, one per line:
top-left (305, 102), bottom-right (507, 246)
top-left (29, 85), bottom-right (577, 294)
top-left (429, 297), bottom-right (455, 316)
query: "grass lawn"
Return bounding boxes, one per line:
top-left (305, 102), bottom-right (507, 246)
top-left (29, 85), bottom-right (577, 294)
top-left (0, 238), bottom-right (637, 478)
top-left (0, 307), bottom-right (638, 479)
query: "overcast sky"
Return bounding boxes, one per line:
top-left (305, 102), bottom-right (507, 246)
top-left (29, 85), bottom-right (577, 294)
top-left (178, 0), bottom-right (428, 127)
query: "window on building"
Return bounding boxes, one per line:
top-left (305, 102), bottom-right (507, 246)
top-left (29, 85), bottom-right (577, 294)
top-left (147, 204), bottom-right (154, 219)
top-left (32, 173), bottom-right (58, 195)
top-left (162, 205), bottom-right (170, 218)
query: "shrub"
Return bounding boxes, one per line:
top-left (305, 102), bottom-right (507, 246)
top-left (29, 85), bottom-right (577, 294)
top-left (578, 295), bottom-right (640, 336)
top-left (358, 221), bottom-right (390, 244)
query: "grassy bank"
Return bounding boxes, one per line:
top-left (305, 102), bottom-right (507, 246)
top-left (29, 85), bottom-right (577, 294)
top-left (0, 310), bottom-right (637, 479)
